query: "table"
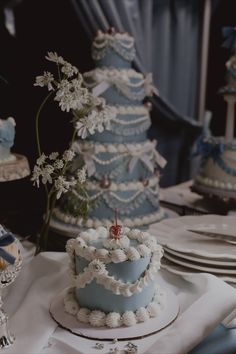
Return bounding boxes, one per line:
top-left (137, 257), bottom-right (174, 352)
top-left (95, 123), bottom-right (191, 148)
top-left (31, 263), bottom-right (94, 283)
top-left (160, 180), bottom-right (236, 216)
top-left (2, 241), bottom-right (236, 354)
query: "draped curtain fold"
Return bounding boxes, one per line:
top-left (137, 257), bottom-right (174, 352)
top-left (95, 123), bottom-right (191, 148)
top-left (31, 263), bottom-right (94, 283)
top-left (69, 0), bottom-right (203, 185)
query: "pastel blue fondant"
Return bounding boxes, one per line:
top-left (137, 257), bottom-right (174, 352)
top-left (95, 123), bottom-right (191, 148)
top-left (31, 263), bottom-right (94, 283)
top-left (75, 255), bottom-right (155, 313)
top-left (0, 118), bottom-right (15, 160)
top-left (89, 196), bottom-right (159, 219)
top-left (96, 48), bottom-right (132, 69)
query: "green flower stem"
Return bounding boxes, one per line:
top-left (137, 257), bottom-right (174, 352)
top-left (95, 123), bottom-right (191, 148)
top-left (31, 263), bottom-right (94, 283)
top-left (42, 193), bottom-right (57, 251)
top-left (35, 91), bottom-right (53, 157)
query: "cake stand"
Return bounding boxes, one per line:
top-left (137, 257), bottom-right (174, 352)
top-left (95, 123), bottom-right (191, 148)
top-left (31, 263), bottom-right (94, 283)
top-left (49, 285), bottom-right (179, 341)
top-left (191, 183), bottom-right (236, 206)
top-left (0, 256), bottom-right (22, 349)
top-left (0, 154), bottom-right (30, 182)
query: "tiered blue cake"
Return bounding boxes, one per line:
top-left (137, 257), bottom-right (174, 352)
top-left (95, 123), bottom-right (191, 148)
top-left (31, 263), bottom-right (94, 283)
top-left (52, 29), bottom-right (166, 234)
top-left (192, 27), bottom-right (236, 200)
top-left (0, 117), bottom-right (16, 163)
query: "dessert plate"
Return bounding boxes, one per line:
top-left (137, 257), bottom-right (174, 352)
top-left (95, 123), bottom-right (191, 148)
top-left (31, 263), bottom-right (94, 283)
top-left (161, 258), bottom-right (236, 284)
top-left (164, 248), bottom-right (236, 267)
top-left (163, 252), bottom-right (236, 275)
top-left (149, 215), bottom-right (236, 260)
top-left (50, 285), bottom-right (179, 340)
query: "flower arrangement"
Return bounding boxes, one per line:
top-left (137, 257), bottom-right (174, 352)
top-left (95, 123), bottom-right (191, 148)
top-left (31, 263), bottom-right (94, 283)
top-left (31, 52), bottom-right (115, 253)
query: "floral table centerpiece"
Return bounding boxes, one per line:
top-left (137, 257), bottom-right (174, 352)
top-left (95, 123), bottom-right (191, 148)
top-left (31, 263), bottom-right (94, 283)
top-left (31, 52), bottom-right (115, 253)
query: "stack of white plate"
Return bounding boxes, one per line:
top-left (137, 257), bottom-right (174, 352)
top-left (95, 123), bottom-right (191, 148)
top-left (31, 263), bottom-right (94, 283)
top-left (149, 214), bottom-right (236, 286)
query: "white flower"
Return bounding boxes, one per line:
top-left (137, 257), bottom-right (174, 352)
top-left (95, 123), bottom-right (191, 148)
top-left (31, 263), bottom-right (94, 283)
top-left (31, 165), bottom-right (42, 187)
top-left (49, 152), bottom-right (59, 160)
top-left (41, 164), bottom-right (54, 184)
top-left (61, 61), bottom-right (78, 78)
top-left (77, 166), bottom-right (87, 184)
top-left (45, 51), bottom-right (65, 64)
top-left (34, 72), bottom-right (54, 91)
top-left (76, 110), bottom-right (98, 139)
top-left (53, 159), bottom-right (64, 169)
top-left (54, 80), bottom-right (89, 112)
top-left (54, 175), bottom-right (76, 199)
top-left (36, 153), bottom-right (47, 166)
top-left (63, 149), bottom-right (75, 162)
top-left (71, 75), bottom-right (83, 87)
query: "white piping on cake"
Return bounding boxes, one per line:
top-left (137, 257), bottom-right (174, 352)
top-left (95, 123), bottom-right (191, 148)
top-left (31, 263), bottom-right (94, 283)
top-left (64, 286), bottom-right (166, 328)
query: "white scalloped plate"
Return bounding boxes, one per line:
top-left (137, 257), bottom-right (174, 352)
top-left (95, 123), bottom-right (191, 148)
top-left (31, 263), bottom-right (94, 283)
top-left (49, 285), bottom-right (179, 340)
top-left (164, 252), bottom-right (236, 274)
top-left (161, 258), bottom-right (236, 284)
top-left (164, 248), bottom-right (236, 267)
top-left (149, 215), bottom-right (236, 260)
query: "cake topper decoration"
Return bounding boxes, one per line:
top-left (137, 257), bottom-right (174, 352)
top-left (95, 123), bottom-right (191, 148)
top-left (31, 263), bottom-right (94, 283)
top-left (109, 208), bottom-right (122, 239)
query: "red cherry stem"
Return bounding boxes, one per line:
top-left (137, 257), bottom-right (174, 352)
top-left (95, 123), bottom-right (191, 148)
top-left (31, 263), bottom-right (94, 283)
top-left (115, 208), bottom-right (118, 227)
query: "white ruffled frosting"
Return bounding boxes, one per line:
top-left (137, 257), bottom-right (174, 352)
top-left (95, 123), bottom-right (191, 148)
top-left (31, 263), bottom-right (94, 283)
top-left (89, 310), bottom-right (106, 327)
top-left (77, 308), bottom-right (90, 323)
top-left (64, 287), bottom-right (165, 328)
top-left (103, 235), bottom-right (130, 249)
top-left (54, 208), bottom-right (164, 230)
top-left (105, 312), bottom-right (121, 328)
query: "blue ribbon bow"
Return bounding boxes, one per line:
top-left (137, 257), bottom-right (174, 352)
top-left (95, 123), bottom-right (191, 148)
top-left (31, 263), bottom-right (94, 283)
top-left (0, 232), bottom-right (16, 265)
top-left (194, 138), bottom-right (224, 162)
top-left (222, 27), bottom-right (236, 49)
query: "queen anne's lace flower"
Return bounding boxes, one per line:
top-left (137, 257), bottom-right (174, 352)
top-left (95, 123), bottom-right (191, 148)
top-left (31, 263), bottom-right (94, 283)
top-left (61, 62), bottom-right (78, 78)
top-left (49, 152), bottom-right (59, 160)
top-left (54, 175), bottom-right (77, 199)
top-left (76, 110), bottom-right (98, 138)
top-left (36, 153), bottom-right (47, 166)
top-left (34, 71), bottom-right (54, 91)
top-left (45, 51), bottom-right (65, 64)
top-left (41, 164), bottom-right (54, 184)
top-left (54, 80), bottom-right (90, 112)
top-left (31, 165), bottom-right (42, 187)
top-left (63, 149), bottom-right (75, 162)
top-left (77, 167), bottom-right (87, 184)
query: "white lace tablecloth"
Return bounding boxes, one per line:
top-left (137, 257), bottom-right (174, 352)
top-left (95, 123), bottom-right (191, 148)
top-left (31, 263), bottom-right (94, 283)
top-left (2, 241), bottom-right (236, 354)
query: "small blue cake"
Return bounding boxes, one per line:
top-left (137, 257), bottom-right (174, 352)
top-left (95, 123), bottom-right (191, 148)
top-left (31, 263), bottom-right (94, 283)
top-left (193, 29), bottom-right (236, 199)
top-left (53, 29), bottom-right (167, 233)
top-left (0, 117), bottom-right (16, 163)
top-left (64, 224), bottom-right (165, 328)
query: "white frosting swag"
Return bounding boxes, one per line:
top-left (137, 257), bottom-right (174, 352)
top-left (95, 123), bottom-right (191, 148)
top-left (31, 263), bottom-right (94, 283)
top-left (84, 69), bottom-right (158, 98)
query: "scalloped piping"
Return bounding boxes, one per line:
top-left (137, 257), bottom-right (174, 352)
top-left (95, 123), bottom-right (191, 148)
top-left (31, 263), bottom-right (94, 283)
top-left (86, 176), bottom-right (159, 192)
top-left (95, 32), bottom-right (134, 41)
top-left (68, 254), bottom-right (160, 296)
top-left (110, 119), bottom-right (151, 136)
top-left (110, 105), bottom-right (149, 115)
top-left (196, 174), bottom-right (236, 191)
top-left (83, 68), bottom-right (143, 80)
top-left (66, 227), bottom-right (163, 265)
top-left (73, 139), bottom-right (157, 154)
top-left (64, 287), bottom-right (166, 328)
top-left (54, 208), bottom-right (165, 229)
